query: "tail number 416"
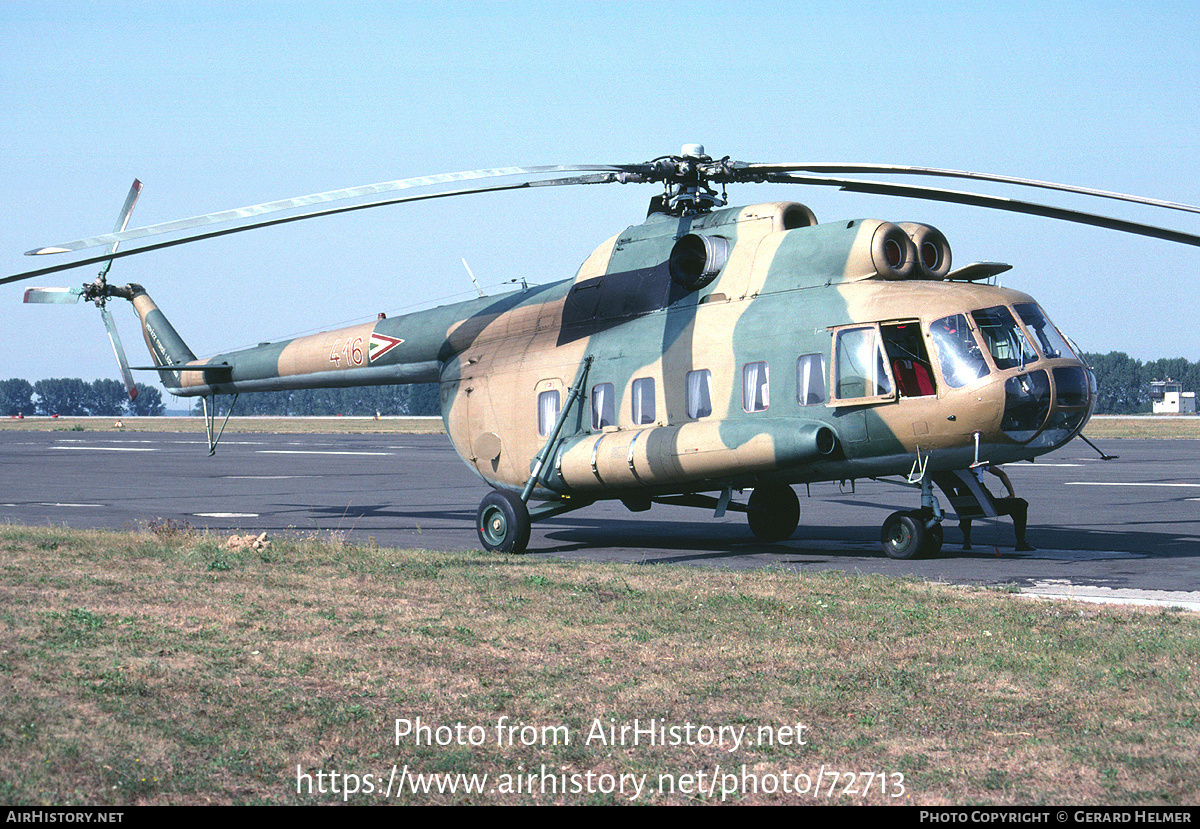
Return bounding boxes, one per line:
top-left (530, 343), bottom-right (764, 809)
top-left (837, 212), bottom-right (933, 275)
top-left (329, 337), bottom-right (364, 367)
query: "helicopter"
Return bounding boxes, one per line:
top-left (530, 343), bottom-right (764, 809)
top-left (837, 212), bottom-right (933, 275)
top-left (7, 145), bottom-right (1200, 559)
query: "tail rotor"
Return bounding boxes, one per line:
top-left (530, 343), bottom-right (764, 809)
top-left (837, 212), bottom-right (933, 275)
top-left (23, 180), bottom-right (143, 400)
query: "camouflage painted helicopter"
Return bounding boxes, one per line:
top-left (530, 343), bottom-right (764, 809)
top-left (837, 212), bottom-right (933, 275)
top-left (8, 145), bottom-right (1200, 558)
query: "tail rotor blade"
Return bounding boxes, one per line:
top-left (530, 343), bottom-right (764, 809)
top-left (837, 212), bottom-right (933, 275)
top-left (112, 179), bottom-right (143, 238)
top-left (101, 305), bottom-right (138, 401)
top-left (98, 179), bottom-right (142, 281)
top-left (24, 287), bottom-right (83, 304)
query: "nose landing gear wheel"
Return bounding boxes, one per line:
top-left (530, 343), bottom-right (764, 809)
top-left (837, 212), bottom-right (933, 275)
top-left (477, 490), bottom-right (531, 554)
top-left (881, 510), bottom-right (942, 559)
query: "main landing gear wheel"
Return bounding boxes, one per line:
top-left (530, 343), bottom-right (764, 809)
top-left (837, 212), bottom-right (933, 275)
top-left (880, 510), bottom-right (942, 559)
top-left (477, 490), bottom-right (531, 554)
top-left (747, 484), bottom-right (800, 542)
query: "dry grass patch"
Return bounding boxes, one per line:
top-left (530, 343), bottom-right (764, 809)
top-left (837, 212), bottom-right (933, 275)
top-left (1, 524), bottom-right (1197, 805)
top-left (1084, 416), bottom-right (1200, 439)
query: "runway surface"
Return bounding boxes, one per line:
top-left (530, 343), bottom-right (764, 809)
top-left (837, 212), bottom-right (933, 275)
top-left (2, 429), bottom-right (1198, 608)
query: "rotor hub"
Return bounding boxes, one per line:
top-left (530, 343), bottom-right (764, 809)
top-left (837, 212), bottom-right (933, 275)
top-left (644, 144), bottom-right (735, 215)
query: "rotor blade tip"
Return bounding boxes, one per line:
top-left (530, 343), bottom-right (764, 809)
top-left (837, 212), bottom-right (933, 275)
top-left (27, 246), bottom-right (72, 256)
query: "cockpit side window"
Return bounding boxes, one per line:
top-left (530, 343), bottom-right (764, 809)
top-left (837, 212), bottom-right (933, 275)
top-left (928, 313), bottom-right (990, 388)
top-left (881, 322), bottom-right (936, 397)
top-left (1013, 303), bottom-right (1075, 360)
top-left (970, 306), bottom-right (1038, 370)
top-left (833, 325), bottom-right (893, 402)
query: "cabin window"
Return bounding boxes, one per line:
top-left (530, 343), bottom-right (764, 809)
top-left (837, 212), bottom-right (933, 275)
top-left (632, 377), bottom-right (656, 425)
top-left (591, 383), bottom-right (615, 430)
top-left (928, 314), bottom-right (990, 388)
top-left (971, 306), bottom-right (1038, 370)
top-left (881, 322), bottom-right (936, 398)
top-left (796, 353), bottom-right (827, 405)
top-left (742, 361), bottom-right (770, 412)
top-left (537, 389), bottom-right (560, 436)
top-left (833, 326), bottom-right (893, 401)
top-left (686, 369), bottom-right (712, 419)
top-left (1013, 303), bottom-right (1075, 360)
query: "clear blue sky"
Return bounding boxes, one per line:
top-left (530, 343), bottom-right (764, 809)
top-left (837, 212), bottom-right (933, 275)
top-left (3, 1), bottom-right (1199, 399)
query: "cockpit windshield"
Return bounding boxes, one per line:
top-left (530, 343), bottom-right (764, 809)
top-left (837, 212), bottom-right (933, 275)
top-left (928, 313), bottom-right (989, 388)
top-left (1013, 303), bottom-right (1075, 360)
top-left (970, 306), bottom-right (1038, 370)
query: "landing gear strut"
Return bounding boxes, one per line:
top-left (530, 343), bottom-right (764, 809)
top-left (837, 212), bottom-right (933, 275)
top-left (478, 356), bottom-right (591, 555)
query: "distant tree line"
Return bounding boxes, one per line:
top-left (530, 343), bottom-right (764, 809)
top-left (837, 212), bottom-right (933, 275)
top-left (1082, 353), bottom-right (1200, 414)
top-left (1, 377), bottom-right (440, 418)
top-left (189, 383), bottom-right (441, 417)
top-left (0, 378), bottom-right (165, 417)
top-left (8, 355), bottom-right (1194, 420)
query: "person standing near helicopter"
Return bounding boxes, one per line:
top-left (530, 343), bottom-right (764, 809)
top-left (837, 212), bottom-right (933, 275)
top-left (959, 465), bottom-right (1036, 552)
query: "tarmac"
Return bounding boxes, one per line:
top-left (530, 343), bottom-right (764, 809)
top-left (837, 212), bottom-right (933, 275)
top-left (2, 429), bottom-right (1198, 610)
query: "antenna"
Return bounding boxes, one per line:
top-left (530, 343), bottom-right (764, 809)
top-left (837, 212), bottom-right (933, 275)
top-left (462, 258), bottom-right (485, 297)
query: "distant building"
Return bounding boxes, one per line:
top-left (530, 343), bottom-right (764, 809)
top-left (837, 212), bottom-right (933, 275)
top-left (1149, 379), bottom-right (1197, 414)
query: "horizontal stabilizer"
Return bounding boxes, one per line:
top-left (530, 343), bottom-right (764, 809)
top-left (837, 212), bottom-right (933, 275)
top-left (128, 363), bottom-right (233, 374)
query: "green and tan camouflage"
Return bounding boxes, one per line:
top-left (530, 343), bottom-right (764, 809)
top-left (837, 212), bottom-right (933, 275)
top-left (116, 197), bottom-right (1094, 558)
top-left (14, 148), bottom-right (1195, 558)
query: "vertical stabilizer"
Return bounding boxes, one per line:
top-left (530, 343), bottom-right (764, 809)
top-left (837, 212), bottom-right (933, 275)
top-left (117, 283), bottom-right (197, 389)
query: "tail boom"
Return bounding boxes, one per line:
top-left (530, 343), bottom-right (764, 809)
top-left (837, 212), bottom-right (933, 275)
top-left (122, 284), bottom-right (445, 396)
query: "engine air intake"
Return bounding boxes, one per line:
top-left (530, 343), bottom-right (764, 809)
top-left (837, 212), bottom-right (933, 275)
top-left (669, 233), bottom-right (729, 290)
top-left (899, 222), bottom-right (952, 279)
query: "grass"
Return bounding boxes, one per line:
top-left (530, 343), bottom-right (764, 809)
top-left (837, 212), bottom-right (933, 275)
top-left (1084, 416), bottom-right (1200, 440)
top-left (1, 523), bottom-right (1197, 805)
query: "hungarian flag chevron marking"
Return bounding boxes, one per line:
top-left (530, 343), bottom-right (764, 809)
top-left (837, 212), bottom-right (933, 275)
top-left (368, 332), bottom-right (404, 363)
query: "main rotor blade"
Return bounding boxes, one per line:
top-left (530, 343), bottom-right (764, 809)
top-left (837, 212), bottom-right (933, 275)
top-left (3, 173), bottom-right (617, 284)
top-left (741, 163), bottom-right (1200, 216)
top-left (27, 165), bottom-right (638, 257)
top-left (769, 174), bottom-right (1200, 248)
top-left (101, 305), bottom-right (138, 401)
